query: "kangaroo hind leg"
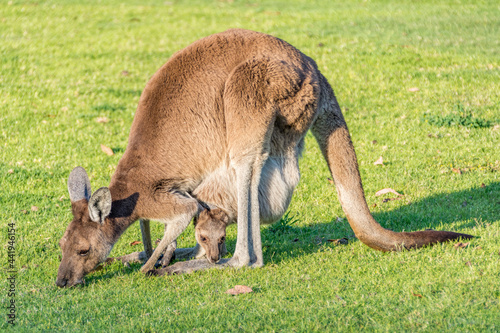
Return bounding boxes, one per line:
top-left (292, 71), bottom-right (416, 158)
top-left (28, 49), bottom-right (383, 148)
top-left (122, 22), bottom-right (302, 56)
top-left (222, 57), bottom-right (283, 268)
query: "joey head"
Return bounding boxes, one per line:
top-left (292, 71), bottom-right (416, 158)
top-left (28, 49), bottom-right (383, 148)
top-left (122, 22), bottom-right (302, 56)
top-left (194, 208), bottom-right (229, 264)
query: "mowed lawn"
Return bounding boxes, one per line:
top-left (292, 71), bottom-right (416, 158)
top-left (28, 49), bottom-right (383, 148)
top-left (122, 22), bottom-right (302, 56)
top-left (1, 0), bottom-right (499, 331)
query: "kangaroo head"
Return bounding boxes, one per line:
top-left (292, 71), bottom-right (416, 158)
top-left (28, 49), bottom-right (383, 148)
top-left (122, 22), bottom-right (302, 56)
top-left (194, 208), bottom-right (229, 264)
top-left (56, 167), bottom-right (113, 288)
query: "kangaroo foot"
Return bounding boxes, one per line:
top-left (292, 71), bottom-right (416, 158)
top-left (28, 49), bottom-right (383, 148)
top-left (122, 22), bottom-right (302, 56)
top-left (151, 259), bottom-right (220, 276)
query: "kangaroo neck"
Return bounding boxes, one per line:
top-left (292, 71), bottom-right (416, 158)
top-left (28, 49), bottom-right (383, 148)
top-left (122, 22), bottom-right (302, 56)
top-left (103, 164), bottom-right (145, 243)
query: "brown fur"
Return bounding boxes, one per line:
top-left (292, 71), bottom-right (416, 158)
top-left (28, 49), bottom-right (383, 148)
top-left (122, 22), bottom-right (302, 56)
top-left (57, 29), bottom-right (472, 286)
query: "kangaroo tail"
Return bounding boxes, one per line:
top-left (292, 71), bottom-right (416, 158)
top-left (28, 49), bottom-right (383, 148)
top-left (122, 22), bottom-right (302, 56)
top-left (311, 78), bottom-right (473, 251)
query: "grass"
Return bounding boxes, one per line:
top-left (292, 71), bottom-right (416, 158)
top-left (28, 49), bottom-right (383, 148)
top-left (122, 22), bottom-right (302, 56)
top-left (422, 102), bottom-right (494, 128)
top-left (1, 0), bottom-right (499, 331)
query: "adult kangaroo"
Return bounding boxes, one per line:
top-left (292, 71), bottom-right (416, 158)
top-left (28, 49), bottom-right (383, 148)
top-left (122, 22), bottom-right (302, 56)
top-left (57, 29), bottom-right (472, 287)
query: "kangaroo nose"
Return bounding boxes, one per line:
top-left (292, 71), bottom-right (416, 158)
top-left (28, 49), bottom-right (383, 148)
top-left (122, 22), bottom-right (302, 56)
top-left (56, 278), bottom-right (67, 288)
top-left (211, 255), bottom-right (220, 263)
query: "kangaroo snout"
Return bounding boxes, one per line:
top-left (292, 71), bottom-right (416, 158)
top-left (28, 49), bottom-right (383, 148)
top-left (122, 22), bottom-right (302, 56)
top-left (55, 277), bottom-right (68, 288)
top-left (56, 260), bottom-right (84, 288)
top-left (56, 275), bottom-right (82, 288)
top-left (207, 254), bottom-right (221, 264)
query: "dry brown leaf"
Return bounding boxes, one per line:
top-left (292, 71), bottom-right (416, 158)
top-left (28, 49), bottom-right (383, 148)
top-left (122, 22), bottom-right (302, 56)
top-left (31, 206), bottom-right (39, 212)
top-left (480, 183), bottom-right (486, 188)
top-left (327, 178), bottom-right (334, 185)
top-left (452, 168), bottom-right (462, 175)
top-left (96, 117), bottom-right (109, 123)
top-left (454, 242), bottom-right (470, 249)
top-left (121, 70), bottom-right (129, 76)
top-left (375, 188), bottom-right (402, 197)
top-left (374, 156), bottom-right (384, 165)
top-left (101, 144), bottom-right (114, 156)
top-left (408, 87), bottom-right (420, 92)
top-left (7, 169), bottom-right (14, 174)
top-left (465, 261), bottom-right (472, 266)
top-left (412, 292), bottom-right (423, 298)
top-left (327, 238), bottom-right (349, 245)
top-left (130, 241), bottom-right (142, 246)
top-left (225, 285), bottom-right (253, 296)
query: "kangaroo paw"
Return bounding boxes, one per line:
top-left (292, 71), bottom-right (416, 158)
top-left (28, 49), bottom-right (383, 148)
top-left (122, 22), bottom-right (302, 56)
top-left (145, 269), bottom-right (160, 277)
top-left (158, 241), bottom-right (177, 267)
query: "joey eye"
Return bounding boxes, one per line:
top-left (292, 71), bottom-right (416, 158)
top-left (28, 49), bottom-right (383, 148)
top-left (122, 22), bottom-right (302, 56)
top-left (78, 249), bottom-right (90, 256)
top-left (200, 236), bottom-right (207, 242)
top-left (219, 237), bottom-right (225, 244)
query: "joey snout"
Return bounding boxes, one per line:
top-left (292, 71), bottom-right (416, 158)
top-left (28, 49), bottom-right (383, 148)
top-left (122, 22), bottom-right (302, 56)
top-left (205, 241), bottom-right (222, 264)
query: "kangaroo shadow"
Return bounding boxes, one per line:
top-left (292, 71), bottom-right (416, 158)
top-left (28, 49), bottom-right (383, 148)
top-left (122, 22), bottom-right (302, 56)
top-left (84, 182), bottom-right (499, 283)
top-left (249, 182), bottom-right (500, 265)
top-left (83, 262), bottom-right (145, 286)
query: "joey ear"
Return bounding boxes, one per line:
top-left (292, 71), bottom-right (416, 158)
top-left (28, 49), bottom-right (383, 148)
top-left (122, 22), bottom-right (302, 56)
top-left (210, 208), bottom-right (229, 223)
top-left (88, 187), bottom-right (112, 224)
top-left (68, 167), bottom-right (92, 202)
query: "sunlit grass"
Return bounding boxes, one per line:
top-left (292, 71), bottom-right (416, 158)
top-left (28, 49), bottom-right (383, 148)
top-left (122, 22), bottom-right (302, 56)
top-left (1, 0), bottom-right (499, 331)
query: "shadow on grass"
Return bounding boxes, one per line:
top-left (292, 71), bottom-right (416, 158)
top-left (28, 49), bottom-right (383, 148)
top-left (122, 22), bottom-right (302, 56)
top-left (84, 182), bottom-right (499, 283)
top-left (258, 181), bottom-right (500, 264)
top-left (84, 262), bottom-right (144, 286)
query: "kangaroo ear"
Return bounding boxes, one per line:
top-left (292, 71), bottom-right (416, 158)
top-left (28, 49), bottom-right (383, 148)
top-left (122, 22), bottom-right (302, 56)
top-left (88, 187), bottom-right (112, 224)
top-left (68, 167), bottom-right (92, 202)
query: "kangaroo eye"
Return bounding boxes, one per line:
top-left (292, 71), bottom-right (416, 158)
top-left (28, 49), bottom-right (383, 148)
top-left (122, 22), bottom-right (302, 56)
top-left (219, 237), bottom-right (225, 244)
top-left (200, 236), bottom-right (207, 242)
top-left (78, 249), bottom-right (90, 256)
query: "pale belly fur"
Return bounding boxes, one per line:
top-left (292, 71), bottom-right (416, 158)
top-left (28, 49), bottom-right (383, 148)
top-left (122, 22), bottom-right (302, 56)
top-left (192, 152), bottom-right (301, 225)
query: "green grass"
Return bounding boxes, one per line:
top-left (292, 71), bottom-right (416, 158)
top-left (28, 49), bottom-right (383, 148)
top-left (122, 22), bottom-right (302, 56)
top-left (422, 102), bottom-right (493, 128)
top-left (1, 0), bottom-right (500, 331)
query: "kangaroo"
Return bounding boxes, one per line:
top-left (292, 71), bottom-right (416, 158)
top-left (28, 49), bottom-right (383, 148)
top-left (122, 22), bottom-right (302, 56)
top-left (57, 29), bottom-right (472, 287)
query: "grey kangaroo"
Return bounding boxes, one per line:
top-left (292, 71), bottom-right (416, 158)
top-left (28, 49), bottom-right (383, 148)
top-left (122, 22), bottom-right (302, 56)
top-left (57, 29), bottom-right (472, 287)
